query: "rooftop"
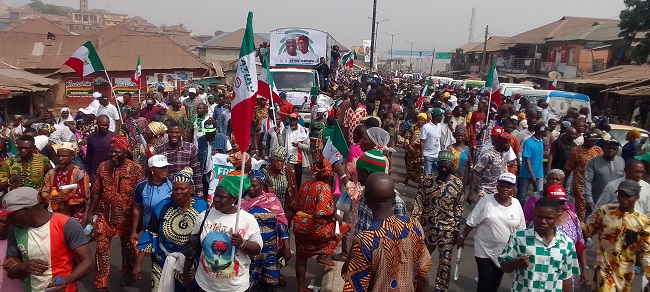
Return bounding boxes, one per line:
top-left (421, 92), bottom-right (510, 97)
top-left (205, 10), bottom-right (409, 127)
top-left (200, 28), bottom-right (269, 49)
top-left (505, 16), bottom-right (619, 45)
top-left (6, 17), bottom-right (74, 36)
top-left (545, 21), bottom-right (623, 43)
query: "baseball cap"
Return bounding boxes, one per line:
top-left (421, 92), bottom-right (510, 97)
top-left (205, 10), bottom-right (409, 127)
top-left (148, 155), bottom-right (172, 168)
top-left (202, 119), bottom-right (217, 133)
top-left (491, 126), bottom-right (505, 137)
top-left (92, 92), bottom-right (102, 99)
top-left (80, 107), bottom-right (95, 115)
top-left (634, 151), bottom-right (650, 162)
top-left (617, 179), bottom-right (641, 196)
top-left (497, 172), bottom-right (516, 185)
top-left (289, 112), bottom-right (299, 119)
top-left (188, 88), bottom-right (197, 93)
top-left (97, 94), bottom-right (108, 100)
top-left (534, 123), bottom-right (546, 133)
top-left (0, 187), bottom-right (39, 216)
top-left (547, 185), bottom-right (568, 201)
top-left (584, 132), bottom-right (600, 140)
top-left (430, 108), bottom-right (444, 117)
top-left (417, 113), bottom-right (428, 120)
top-left (604, 139), bottom-right (621, 146)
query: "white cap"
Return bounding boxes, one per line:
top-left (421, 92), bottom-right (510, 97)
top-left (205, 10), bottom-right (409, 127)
top-left (148, 155), bottom-right (172, 168)
top-left (497, 172), bottom-right (517, 185)
top-left (188, 88), bottom-right (197, 93)
top-left (92, 92), bottom-right (102, 99)
top-left (80, 107), bottom-right (95, 115)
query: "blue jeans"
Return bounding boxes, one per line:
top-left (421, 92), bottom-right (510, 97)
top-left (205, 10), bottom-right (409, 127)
top-left (517, 176), bottom-right (544, 205)
top-left (423, 156), bottom-right (438, 176)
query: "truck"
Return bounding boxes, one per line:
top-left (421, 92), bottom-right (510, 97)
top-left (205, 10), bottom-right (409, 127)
top-left (269, 27), bottom-right (338, 124)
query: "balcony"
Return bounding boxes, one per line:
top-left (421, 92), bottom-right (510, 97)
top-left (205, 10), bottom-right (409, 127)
top-left (496, 57), bottom-right (536, 74)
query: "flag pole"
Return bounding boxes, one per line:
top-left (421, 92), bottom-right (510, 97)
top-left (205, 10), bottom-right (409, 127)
top-left (104, 70), bottom-right (122, 119)
top-left (267, 66), bottom-right (277, 124)
top-left (231, 152), bottom-right (246, 263)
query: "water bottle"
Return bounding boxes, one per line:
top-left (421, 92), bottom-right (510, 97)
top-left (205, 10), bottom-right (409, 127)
top-left (45, 276), bottom-right (62, 292)
top-left (83, 215), bottom-right (98, 236)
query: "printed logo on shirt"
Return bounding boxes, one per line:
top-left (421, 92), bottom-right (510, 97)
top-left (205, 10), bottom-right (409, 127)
top-left (200, 222), bottom-right (250, 279)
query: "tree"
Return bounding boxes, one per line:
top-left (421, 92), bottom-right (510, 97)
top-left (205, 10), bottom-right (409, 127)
top-left (619, 0), bottom-right (650, 63)
top-left (27, 0), bottom-right (68, 16)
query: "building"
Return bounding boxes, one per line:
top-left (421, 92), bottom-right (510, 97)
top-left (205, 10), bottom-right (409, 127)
top-left (197, 28), bottom-right (270, 64)
top-left (0, 64), bottom-right (58, 120)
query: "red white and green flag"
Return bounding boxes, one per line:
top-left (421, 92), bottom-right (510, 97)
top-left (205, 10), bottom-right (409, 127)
top-left (63, 41), bottom-right (105, 78)
top-left (340, 51), bottom-right (357, 68)
top-left (321, 120), bottom-right (349, 163)
top-left (416, 77), bottom-right (432, 109)
top-left (231, 12), bottom-right (258, 152)
top-left (549, 79), bottom-right (558, 90)
top-left (485, 62), bottom-right (502, 106)
top-left (131, 55), bottom-right (142, 86)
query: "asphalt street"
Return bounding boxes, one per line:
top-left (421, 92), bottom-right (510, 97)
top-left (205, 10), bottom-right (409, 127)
top-left (77, 147), bottom-right (640, 291)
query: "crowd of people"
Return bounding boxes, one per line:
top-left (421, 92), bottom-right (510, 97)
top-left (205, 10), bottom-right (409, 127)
top-left (0, 68), bottom-right (649, 292)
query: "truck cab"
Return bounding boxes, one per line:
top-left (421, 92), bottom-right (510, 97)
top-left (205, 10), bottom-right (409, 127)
top-left (270, 67), bottom-right (320, 124)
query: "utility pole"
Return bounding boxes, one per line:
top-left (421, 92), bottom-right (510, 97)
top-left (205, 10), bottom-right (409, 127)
top-left (386, 32), bottom-right (400, 70)
top-left (429, 48), bottom-right (436, 75)
top-left (406, 41), bottom-right (418, 72)
top-left (369, 0), bottom-right (378, 72)
top-left (468, 7), bottom-right (476, 43)
top-left (368, 16), bottom-right (389, 71)
top-left (480, 25), bottom-right (489, 78)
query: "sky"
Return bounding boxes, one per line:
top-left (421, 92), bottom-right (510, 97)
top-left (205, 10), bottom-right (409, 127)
top-left (13, 0), bottom-right (628, 56)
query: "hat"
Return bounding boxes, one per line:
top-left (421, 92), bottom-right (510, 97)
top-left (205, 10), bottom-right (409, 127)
top-left (80, 107), bottom-right (95, 115)
top-left (148, 155), bottom-right (172, 168)
top-left (443, 92), bottom-right (451, 98)
top-left (202, 119), bottom-right (217, 133)
top-left (146, 99), bottom-right (156, 105)
top-left (635, 151), bottom-right (650, 162)
top-left (491, 126), bottom-right (505, 137)
top-left (173, 167), bottom-right (194, 185)
top-left (0, 187), bottom-right (39, 216)
top-left (110, 135), bottom-right (129, 151)
top-left (356, 149), bottom-right (387, 174)
top-left (546, 185), bottom-right (568, 201)
top-left (289, 112), bottom-right (299, 119)
top-left (584, 132), bottom-right (600, 140)
top-left (270, 146), bottom-right (288, 160)
top-left (92, 92), bottom-right (102, 99)
top-left (279, 92), bottom-right (287, 99)
top-left (438, 150), bottom-right (454, 163)
top-left (604, 139), bottom-right (621, 146)
top-left (147, 121), bottom-right (167, 137)
top-left (534, 123), bottom-right (546, 133)
top-left (57, 142), bottom-right (76, 152)
top-left (430, 108), bottom-right (444, 117)
top-left (188, 88), bottom-right (197, 93)
top-left (97, 94), bottom-right (108, 100)
top-left (219, 175), bottom-right (251, 197)
top-left (417, 113), bottom-right (428, 120)
top-left (617, 179), bottom-right (641, 196)
top-left (497, 172), bottom-right (517, 185)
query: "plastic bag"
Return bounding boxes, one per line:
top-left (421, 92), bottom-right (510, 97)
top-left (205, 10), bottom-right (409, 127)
top-left (336, 191), bottom-right (351, 212)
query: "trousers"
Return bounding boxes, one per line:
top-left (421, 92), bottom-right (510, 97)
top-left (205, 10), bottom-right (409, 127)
top-left (475, 257), bottom-right (504, 292)
top-left (425, 228), bottom-right (454, 292)
top-left (95, 234), bottom-right (136, 289)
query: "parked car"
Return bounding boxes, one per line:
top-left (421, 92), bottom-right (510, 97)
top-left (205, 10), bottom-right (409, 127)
top-left (608, 124), bottom-right (649, 155)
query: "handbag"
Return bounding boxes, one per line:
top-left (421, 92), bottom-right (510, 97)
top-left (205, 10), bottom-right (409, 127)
top-left (568, 211), bottom-right (587, 255)
top-left (182, 209), bottom-right (210, 261)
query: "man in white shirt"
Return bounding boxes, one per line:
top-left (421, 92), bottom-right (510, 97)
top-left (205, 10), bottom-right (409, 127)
top-left (88, 92), bottom-right (102, 112)
top-left (594, 159), bottom-right (650, 217)
top-left (420, 108), bottom-right (443, 175)
top-left (95, 94), bottom-right (121, 132)
top-left (196, 86), bottom-right (208, 105)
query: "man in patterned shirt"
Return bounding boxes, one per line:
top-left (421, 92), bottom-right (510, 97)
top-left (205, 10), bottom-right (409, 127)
top-left (412, 149), bottom-right (463, 291)
top-left (499, 197), bottom-right (579, 291)
top-left (0, 135), bottom-right (51, 192)
top-left (343, 172), bottom-right (432, 292)
top-left (154, 121), bottom-right (203, 198)
top-left (468, 128), bottom-right (511, 204)
top-left (583, 179), bottom-right (650, 291)
top-left (343, 94), bottom-right (367, 145)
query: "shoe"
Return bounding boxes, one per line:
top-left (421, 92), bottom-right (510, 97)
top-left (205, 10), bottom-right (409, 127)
top-left (97, 288), bottom-right (109, 292)
top-left (120, 275), bottom-right (132, 286)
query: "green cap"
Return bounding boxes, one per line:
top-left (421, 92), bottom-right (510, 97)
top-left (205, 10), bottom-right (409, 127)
top-left (218, 176), bottom-right (251, 197)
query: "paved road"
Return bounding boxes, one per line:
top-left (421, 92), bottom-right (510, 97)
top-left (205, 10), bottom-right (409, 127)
top-left (78, 147), bottom-right (639, 291)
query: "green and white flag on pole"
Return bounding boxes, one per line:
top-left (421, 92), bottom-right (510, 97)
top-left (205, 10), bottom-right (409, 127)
top-left (63, 41), bottom-right (105, 78)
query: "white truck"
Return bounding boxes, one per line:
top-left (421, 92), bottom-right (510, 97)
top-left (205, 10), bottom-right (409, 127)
top-left (269, 27), bottom-right (338, 124)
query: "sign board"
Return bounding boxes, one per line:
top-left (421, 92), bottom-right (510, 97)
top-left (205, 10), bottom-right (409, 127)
top-left (146, 72), bottom-right (194, 93)
top-left (270, 28), bottom-right (328, 66)
top-left (65, 78), bottom-right (94, 98)
top-left (363, 40), bottom-right (371, 63)
top-left (113, 78), bottom-right (140, 95)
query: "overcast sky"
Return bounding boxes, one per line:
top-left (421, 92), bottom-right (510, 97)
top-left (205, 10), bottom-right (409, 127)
top-left (15, 0), bottom-right (627, 55)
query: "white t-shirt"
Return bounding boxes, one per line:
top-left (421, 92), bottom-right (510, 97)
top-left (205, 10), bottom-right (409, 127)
top-left (193, 209), bottom-right (263, 292)
top-left (466, 194), bottom-right (525, 266)
top-left (95, 104), bottom-right (121, 132)
top-left (420, 122), bottom-right (441, 158)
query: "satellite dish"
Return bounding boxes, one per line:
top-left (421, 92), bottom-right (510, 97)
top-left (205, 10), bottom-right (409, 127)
top-left (548, 71), bottom-right (562, 80)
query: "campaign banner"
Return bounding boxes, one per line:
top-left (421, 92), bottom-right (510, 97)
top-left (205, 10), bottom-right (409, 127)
top-left (363, 40), bottom-right (371, 63)
top-left (65, 78), bottom-right (93, 98)
top-left (113, 78), bottom-right (140, 95)
top-left (270, 28), bottom-right (327, 66)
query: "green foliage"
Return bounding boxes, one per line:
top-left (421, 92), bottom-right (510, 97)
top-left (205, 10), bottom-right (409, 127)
top-left (27, 0), bottom-right (68, 16)
top-left (619, 0), bottom-right (650, 63)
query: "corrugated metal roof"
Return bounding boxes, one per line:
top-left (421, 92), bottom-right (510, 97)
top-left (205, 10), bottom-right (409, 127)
top-left (201, 28), bottom-right (270, 49)
top-left (563, 65), bottom-right (650, 86)
top-left (0, 67), bottom-right (56, 93)
top-left (466, 36), bottom-right (512, 53)
top-left (0, 31), bottom-right (96, 70)
top-left (7, 17), bottom-right (74, 35)
top-left (546, 21), bottom-right (622, 42)
top-left (453, 42), bottom-right (482, 53)
top-left (505, 16), bottom-right (618, 45)
top-left (610, 85), bottom-right (650, 96)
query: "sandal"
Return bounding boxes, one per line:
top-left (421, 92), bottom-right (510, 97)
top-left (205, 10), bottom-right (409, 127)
top-left (317, 255), bottom-right (335, 267)
top-left (331, 253), bottom-right (348, 262)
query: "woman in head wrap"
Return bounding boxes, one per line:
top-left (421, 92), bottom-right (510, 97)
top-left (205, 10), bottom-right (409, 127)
top-left (133, 121), bottom-right (168, 174)
top-left (133, 167), bottom-right (209, 291)
top-left (262, 146), bottom-right (297, 205)
top-left (622, 129), bottom-right (642, 162)
top-left (290, 159), bottom-right (349, 291)
top-left (57, 108), bottom-right (74, 126)
top-left (403, 113), bottom-right (427, 184)
top-left (449, 124), bottom-right (471, 187)
top-left (243, 170), bottom-right (291, 291)
top-left (227, 150), bottom-right (251, 177)
top-left (182, 175), bottom-right (262, 292)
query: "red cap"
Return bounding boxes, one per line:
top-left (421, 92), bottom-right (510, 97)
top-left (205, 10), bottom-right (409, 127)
top-left (289, 113), bottom-right (300, 119)
top-left (547, 185), bottom-right (567, 201)
top-left (491, 126), bottom-right (505, 137)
